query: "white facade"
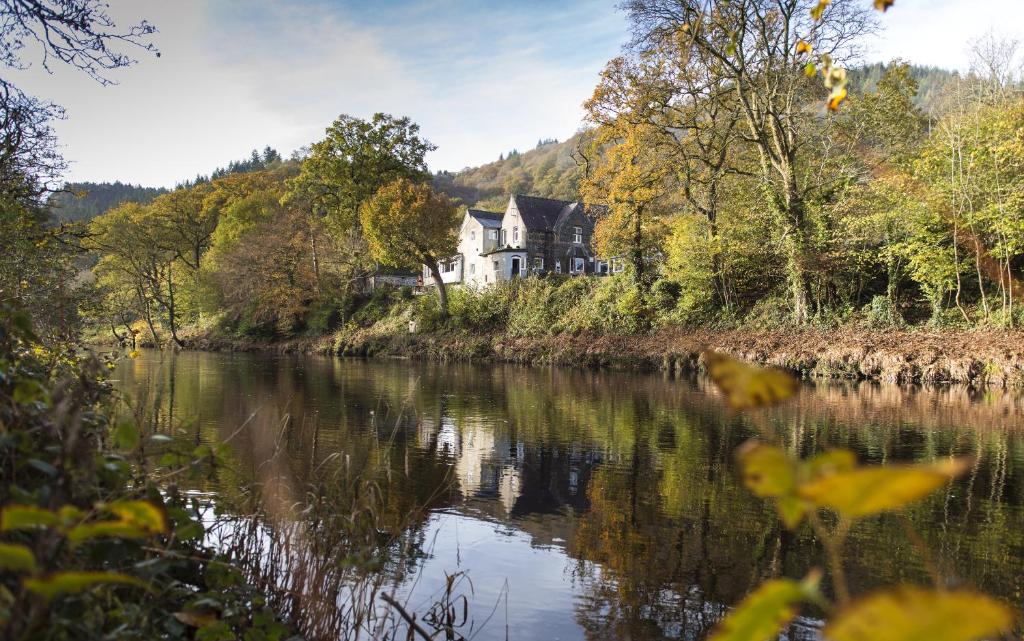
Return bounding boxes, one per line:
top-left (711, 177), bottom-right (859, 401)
top-left (423, 209), bottom-right (527, 288)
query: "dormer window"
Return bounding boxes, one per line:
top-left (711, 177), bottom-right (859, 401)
top-left (573, 226), bottom-right (583, 244)
top-left (471, 231), bottom-right (476, 240)
top-left (513, 226), bottom-right (519, 243)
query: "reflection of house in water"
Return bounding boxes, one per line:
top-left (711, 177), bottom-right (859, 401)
top-left (416, 414), bottom-right (600, 521)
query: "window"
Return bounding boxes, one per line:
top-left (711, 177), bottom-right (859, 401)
top-left (488, 229), bottom-right (498, 240)
top-left (555, 260), bottom-right (561, 274)
top-left (533, 257), bottom-right (543, 271)
top-left (573, 226), bottom-right (582, 244)
top-left (513, 226), bottom-right (519, 243)
top-left (471, 230), bottom-right (476, 240)
top-left (612, 259), bottom-right (624, 273)
top-left (493, 260), bottom-right (499, 272)
top-left (469, 264), bottom-right (476, 275)
top-left (502, 229), bottom-right (507, 245)
top-left (573, 257), bottom-right (585, 273)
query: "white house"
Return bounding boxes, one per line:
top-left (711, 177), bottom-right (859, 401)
top-left (424, 194), bottom-right (607, 289)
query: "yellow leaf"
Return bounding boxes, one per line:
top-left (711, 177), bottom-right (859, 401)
top-left (738, 442), bottom-right (796, 497)
top-left (828, 86), bottom-right (848, 111)
top-left (709, 575), bottom-right (819, 641)
top-left (804, 62), bottom-right (817, 78)
top-left (873, 0), bottom-right (895, 11)
top-left (23, 571), bottom-right (148, 600)
top-left (802, 449), bottom-right (856, 480)
top-left (796, 41), bottom-right (811, 55)
top-left (704, 351), bottom-right (798, 410)
top-left (128, 350), bottom-right (140, 359)
top-left (810, 0), bottom-right (831, 21)
top-left (106, 500), bottom-right (168, 534)
top-left (798, 458), bottom-right (970, 517)
top-left (826, 587), bottom-right (1013, 641)
top-left (0, 543), bottom-right (36, 572)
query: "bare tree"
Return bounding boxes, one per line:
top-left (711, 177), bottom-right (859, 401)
top-left (0, 0), bottom-right (157, 83)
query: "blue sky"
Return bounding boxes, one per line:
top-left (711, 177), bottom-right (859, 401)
top-left (8, 0), bottom-right (1024, 187)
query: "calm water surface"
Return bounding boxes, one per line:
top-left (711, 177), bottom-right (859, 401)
top-left (115, 351), bottom-right (1024, 640)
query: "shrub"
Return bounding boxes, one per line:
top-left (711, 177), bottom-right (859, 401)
top-left (864, 294), bottom-right (904, 329)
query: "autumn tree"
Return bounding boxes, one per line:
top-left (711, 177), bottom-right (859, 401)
top-left (622, 0), bottom-right (877, 322)
top-left (359, 179), bottom-right (459, 316)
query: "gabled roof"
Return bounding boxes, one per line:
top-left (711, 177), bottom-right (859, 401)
top-left (511, 194), bottom-right (605, 232)
top-left (511, 194), bottom-right (572, 231)
top-left (467, 209), bottom-right (503, 228)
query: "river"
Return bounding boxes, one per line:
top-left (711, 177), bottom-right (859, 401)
top-left (113, 350), bottom-right (1024, 640)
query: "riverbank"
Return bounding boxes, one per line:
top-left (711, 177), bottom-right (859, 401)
top-left (177, 322), bottom-right (1024, 389)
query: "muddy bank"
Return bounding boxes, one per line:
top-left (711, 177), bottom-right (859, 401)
top-left (178, 324), bottom-right (1024, 389)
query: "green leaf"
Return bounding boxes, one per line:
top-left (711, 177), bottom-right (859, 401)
top-left (798, 458), bottom-right (970, 517)
top-left (23, 571), bottom-right (148, 600)
top-left (113, 420), bottom-right (140, 450)
top-left (1, 505), bottom-right (58, 531)
top-left (0, 543), bottom-right (36, 572)
top-left (26, 459), bottom-right (58, 477)
top-left (825, 587), bottom-right (1014, 641)
top-left (709, 576), bottom-right (816, 641)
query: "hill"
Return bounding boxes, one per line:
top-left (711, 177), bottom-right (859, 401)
top-left (47, 181), bottom-right (167, 223)
top-left (847, 62), bottom-right (959, 114)
top-left (433, 134), bottom-right (584, 210)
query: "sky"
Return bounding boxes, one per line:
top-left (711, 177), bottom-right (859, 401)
top-left (7, 0), bottom-right (1024, 188)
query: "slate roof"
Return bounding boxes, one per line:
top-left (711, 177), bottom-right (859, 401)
top-left (511, 194), bottom-right (605, 232)
top-left (511, 194), bottom-right (574, 231)
top-left (467, 209), bottom-right (503, 228)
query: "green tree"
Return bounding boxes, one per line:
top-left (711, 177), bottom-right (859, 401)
top-left (288, 113), bottom-right (435, 234)
top-left (359, 179), bottom-right (459, 316)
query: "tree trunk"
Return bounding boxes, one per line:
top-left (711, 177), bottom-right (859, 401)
top-left (109, 321), bottom-right (126, 347)
top-left (165, 263), bottom-right (183, 348)
top-left (780, 173), bottom-right (811, 324)
top-left (427, 260), bottom-right (449, 318)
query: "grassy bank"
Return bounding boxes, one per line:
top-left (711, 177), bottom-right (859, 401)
top-left (169, 278), bottom-right (1024, 389)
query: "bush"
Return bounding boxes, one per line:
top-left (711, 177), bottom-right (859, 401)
top-left (864, 294), bottom-right (904, 329)
top-left (305, 295), bottom-right (346, 335)
top-left (652, 279), bottom-right (682, 312)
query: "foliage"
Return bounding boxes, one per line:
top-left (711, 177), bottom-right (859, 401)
top-left (0, 303), bottom-right (294, 639)
top-left (360, 178), bottom-right (460, 316)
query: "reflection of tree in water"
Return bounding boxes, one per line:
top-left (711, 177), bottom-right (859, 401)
top-left (116, 353), bottom-right (1024, 640)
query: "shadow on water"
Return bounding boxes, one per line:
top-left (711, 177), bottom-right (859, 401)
top-left (113, 351), bottom-right (1024, 641)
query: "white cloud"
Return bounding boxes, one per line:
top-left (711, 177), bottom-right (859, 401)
top-left (866, 0), bottom-right (1024, 70)
top-left (16, 0), bottom-right (1017, 188)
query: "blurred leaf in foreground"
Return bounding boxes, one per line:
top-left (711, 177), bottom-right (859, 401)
top-left (709, 573), bottom-right (821, 641)
top-left (798, 458), bottom-right (971, 517)
top-left (825, 587), bottom-right (1013, 641)
top-left (703, 350), bottom-right (798, 410)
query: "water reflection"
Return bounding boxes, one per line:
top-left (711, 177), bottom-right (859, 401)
top-left (114, 351), bottom-right (1024, 640)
